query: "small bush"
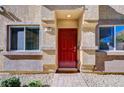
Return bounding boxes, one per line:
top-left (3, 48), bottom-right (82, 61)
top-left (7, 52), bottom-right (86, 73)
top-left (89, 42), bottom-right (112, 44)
top-left (1, 77), bottom-right (21, 87)
top-left (28, 80), bottom-right (42, 87)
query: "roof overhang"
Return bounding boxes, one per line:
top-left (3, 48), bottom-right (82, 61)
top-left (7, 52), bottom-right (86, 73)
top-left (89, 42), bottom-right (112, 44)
top-left (55, 8), bottom-right (84, 20)
top-left (44, 5), bottom-right (84, 10)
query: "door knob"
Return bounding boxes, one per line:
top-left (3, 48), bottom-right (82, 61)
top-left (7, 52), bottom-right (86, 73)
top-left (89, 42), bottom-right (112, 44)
top-left (74, 46), bottom-right (76, 49)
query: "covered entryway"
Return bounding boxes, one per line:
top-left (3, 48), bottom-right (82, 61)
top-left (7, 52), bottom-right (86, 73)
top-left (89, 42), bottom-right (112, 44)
top-left (55, 8), bottom-right (83, 71)
top-left (58, 28), bottom-right (77, 68)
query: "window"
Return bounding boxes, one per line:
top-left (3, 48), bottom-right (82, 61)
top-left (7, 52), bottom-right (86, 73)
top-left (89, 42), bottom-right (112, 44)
top-left (9, 26), bottom-right (39, 51)
top-left (10, 27), bottom-right (24, 50)
top-left (99, 27), bottom-right (114, 50)
top-left (99, 25), bottom-right (124, 51)
top-left (116, 26), bottom-right (124, 50)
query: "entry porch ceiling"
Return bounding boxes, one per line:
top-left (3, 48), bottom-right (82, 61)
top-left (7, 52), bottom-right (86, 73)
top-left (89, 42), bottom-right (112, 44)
top-left (44, 5), bottom-right (83, 10)
top-left (55, 8), bottom-right (83, 20)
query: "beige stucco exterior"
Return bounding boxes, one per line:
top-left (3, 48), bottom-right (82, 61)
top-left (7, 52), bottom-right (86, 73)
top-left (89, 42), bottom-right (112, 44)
top-left (1, 5), bottom-right (124, 73)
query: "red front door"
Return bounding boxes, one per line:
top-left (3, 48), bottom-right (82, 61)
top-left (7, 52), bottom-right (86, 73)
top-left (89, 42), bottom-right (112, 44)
top-left (58, 28), bottom-right (77, 68)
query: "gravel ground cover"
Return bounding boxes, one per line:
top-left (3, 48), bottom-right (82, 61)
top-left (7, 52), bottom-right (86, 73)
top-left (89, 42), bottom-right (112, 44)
top-left (81, 73), bottom-right (124, 87)
top-left (1, 73), bottom-right (124, 87)
top-left (0, 73), bottom-right (54, 86)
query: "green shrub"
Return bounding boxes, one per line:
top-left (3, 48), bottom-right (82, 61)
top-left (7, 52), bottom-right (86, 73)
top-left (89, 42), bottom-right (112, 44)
top-left (1, 77), bottom-right (21, 87)
top-left (28, 80), bottom-right (42, 87)
top-left (117, 34), bottom-right (124, 42)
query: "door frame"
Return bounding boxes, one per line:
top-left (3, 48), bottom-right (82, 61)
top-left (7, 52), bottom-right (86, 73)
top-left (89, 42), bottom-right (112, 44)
top-left (57, 28), bottom-right (78, 69)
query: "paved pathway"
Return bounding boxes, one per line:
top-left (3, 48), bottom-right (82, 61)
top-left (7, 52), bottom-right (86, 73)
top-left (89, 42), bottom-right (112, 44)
top-left (51, 73), bottom-right (87, 87)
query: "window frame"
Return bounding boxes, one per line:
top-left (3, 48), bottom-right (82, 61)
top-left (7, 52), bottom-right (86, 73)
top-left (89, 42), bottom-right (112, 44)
top-left (8, 25), bottom-right (40, 52)
top-left (99, 25), bottom-right (124, 51)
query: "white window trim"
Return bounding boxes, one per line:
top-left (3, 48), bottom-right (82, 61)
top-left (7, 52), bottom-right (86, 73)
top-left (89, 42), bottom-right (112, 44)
top-left (99, 25), bottom-right (124, 51)
top-left (8, 25), bottom-right (40, 52)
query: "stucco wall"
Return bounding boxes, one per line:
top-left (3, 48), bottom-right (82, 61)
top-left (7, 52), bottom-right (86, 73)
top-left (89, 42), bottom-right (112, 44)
top-left (2, 5), bottom-right (124, 72)
top-left (99, 5), bottom-right (124, 20)
top-left (84, 5), bottom-right (124, 21)
top-left (81, 21), bottom-right (97, 71)
top-left (0, 5), bottom-right (57, 72)
top-left (43, 32), bottom-right (56, 47)
top-left (77, 14), bottom-right (83, 70)
top-left (78, 5), bottom-right (98, 71)
top-left (41, 6), bottom-right (54, 20)
top-left (96, 5), bottom-right (124, 72)
top-left (0, 5), bottom-right (99, 72)
top-left (84, 5), bottom-right (99, 21)
top-left (42, 51), bottom-right (56, 64)
top-left (4, 60), bottom-right (43, 71)
top-left (82, 27), bottom-right (96, 48)
top-left (41, 6), bottom-right (56, 72)
top-left (4, 5), bottom-right (41, 23)
top-left (96, 51), bottom-right (124, 72)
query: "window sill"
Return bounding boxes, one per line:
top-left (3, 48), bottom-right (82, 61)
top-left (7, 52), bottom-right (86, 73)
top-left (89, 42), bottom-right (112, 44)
top-left (2, 51), bottom-right (43, 59)
top-left (80, 46), bottom-right (98, 50)
top-left (98, 50), bottom-right (124, 55)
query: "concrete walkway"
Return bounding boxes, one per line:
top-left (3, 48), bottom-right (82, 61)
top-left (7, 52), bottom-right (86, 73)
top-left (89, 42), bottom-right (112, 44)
top-left (51, 73), bottom-right (87, 87)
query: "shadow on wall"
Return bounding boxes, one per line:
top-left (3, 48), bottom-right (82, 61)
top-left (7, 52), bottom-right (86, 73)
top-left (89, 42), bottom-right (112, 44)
top-left (43, 50), bottom-right (55, 55)
top-left (0, 7), bottom-right (21, 22)
top-left (99, 5), bottom-right (124, 25)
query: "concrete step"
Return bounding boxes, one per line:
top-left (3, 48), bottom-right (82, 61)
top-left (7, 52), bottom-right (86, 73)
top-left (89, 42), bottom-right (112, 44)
top-left (57, 68), bottom-right (79, 73)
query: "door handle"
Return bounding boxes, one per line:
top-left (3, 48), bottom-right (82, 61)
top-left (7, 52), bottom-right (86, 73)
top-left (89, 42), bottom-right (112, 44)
top-left (74, 46), bottom-right (76, 50)
top-left (73, 46), bottom-right (77, 52)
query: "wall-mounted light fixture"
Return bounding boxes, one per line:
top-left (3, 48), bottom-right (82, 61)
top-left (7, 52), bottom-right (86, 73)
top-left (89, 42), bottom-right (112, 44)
top-left (67, 14), bottom-right (71, 18)
top-left (44, 27), bottom-right (53, 32)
